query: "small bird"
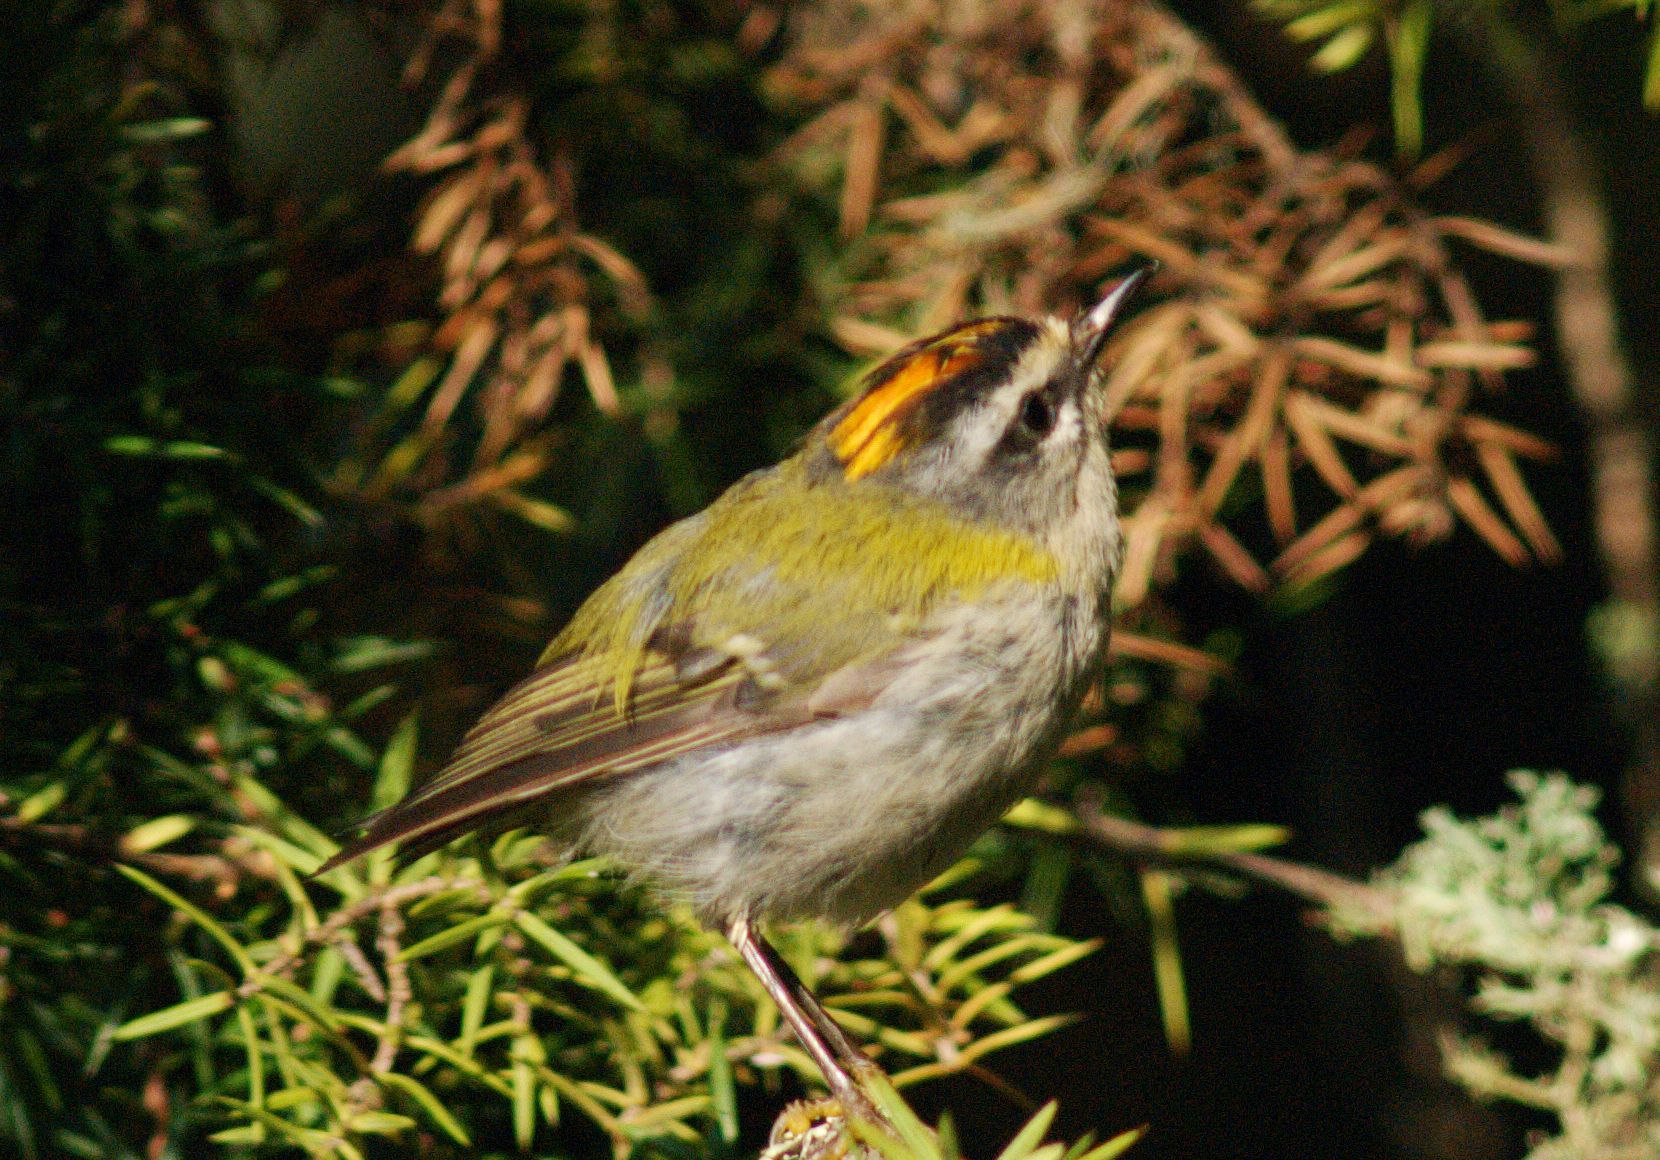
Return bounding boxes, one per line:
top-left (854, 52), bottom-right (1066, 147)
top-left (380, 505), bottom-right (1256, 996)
top-left (321, 267), bottom-right (1151, 1113)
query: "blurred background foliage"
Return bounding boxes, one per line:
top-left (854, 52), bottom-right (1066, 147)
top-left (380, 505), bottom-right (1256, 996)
top-left (2, 1), bottom-right (1657, 1158)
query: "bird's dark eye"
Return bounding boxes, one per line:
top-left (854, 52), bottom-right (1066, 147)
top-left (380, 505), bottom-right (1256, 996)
top-left (1019, 393), bottom-right (1055, 437)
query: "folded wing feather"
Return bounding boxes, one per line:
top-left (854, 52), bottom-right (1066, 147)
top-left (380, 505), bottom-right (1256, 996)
top-left (318, 628), bottom-right (875, 872)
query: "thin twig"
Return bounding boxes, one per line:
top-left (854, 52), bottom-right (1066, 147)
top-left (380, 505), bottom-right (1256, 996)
top-left (1073, 802), bottom-right (1395, 927)
top-left (255, 875), bottom-right (480, 986)
top-left (372, 901), bottom-right (412, 1073)
top-left (335, 932), bottom-right (387, 1004)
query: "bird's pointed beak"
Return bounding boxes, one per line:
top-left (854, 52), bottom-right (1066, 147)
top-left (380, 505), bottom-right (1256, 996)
top-left (1072, 263), bottom-right (1156, 373)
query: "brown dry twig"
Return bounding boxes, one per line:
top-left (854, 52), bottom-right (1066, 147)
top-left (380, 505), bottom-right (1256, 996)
top-left (771, 0), bottom-right (1564, 610)
top-left (359, 0), bottom-right (649, 540)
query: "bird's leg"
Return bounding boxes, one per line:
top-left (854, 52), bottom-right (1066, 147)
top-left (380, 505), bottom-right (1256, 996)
top-left (745, 923), bottom-right (872, 1066)
top-left (727, 915), bottom-right (883, 1122)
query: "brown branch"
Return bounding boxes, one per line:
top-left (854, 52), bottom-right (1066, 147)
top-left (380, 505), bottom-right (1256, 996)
top-left (336, 932), bottom-right (387, 1004)
top-left (1072, 805), bottom-right (1395, 928)
top-left (371, 901), bottom-right (412, 1073)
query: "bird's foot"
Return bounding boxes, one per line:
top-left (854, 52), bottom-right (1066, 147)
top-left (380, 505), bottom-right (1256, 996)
top-left (764, 1091), bottom-right (885, 1160)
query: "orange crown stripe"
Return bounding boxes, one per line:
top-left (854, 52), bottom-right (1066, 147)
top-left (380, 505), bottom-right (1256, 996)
top-left (839, 422), bottom-right (907, 481)
top-left (830, 336), bottom-right (989, 479)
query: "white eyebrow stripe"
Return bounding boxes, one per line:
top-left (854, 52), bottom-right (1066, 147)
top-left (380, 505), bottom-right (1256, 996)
top-left (982, 320), bottom-right (1071, 417)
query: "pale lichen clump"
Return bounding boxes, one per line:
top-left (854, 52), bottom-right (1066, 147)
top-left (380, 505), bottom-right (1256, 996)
top-left (1340, 772), bottom-right (1660, 1160)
